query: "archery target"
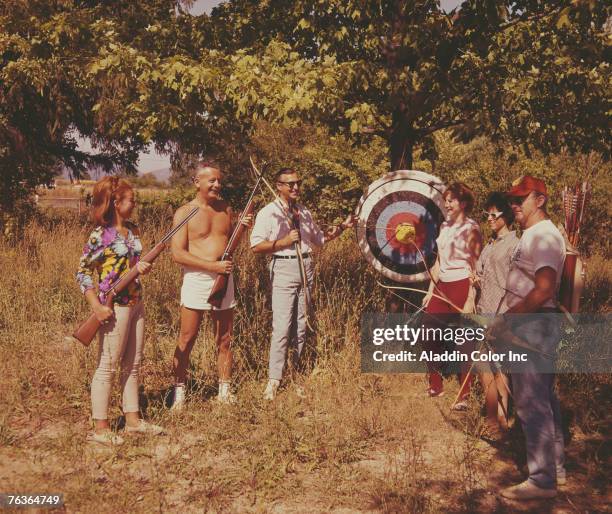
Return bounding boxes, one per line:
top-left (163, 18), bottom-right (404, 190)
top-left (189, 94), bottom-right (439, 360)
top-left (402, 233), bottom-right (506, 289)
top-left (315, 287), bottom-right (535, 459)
top-left (356, 170), bottom-right (446, 283)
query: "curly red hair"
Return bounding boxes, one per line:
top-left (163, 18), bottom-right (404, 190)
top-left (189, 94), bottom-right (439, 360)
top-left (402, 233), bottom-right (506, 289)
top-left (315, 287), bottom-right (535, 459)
top-left (443, 182), bottom-right (476, 214)
top-left (91, 176), bottom-right (133, 226)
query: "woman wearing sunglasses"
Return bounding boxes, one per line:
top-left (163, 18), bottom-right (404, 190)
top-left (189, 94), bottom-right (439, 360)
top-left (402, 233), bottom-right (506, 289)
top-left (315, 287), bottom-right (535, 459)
top-left (473, 192), bottom-right (519, 435)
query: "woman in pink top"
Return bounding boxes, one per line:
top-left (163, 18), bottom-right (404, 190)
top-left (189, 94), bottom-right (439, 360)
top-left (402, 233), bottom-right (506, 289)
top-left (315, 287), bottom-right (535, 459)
top-left (422, 183), bottom-right (482, 403)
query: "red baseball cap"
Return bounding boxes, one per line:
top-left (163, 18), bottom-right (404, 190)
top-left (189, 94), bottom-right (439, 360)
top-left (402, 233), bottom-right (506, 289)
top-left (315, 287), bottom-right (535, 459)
top-left (507, 176), bottom-right (547, 197)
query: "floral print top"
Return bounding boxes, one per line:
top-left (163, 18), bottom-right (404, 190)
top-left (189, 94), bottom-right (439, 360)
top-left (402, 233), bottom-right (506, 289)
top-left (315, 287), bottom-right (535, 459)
top-left (76, 223), bottom-right (143, 305)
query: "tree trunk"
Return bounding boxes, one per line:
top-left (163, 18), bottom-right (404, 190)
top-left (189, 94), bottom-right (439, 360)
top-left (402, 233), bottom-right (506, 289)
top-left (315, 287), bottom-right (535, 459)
top-left (389, 131), bottom-right (414, 171)
top-left (389, 109), bottom-right (414, 171)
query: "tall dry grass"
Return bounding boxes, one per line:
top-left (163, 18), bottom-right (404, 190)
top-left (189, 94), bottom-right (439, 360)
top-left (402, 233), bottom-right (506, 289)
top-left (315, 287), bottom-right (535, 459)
top-left (0, 210), bottom-right (609, 513)
top-left (0, 212), bottom-right (398, 512)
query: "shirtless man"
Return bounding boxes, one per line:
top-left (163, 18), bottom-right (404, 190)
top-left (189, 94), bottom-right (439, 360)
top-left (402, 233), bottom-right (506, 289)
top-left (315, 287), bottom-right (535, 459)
top-left (170, 161), bottom-right (251, 408)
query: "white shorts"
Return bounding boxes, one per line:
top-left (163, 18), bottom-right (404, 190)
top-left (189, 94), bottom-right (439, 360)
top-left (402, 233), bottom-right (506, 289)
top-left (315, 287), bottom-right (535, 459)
top-left (180, 268), bottom-right (236, 311)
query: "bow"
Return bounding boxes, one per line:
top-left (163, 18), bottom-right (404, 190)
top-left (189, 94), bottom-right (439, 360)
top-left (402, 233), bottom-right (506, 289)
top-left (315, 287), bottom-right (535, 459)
top-left (410, 239), bottom-right (472, 314)
top-left (249, 156), bottom-right (316, 332)
top-left (207, 173), bottom-right (263, 308)
top-left (377, 282), bottom-right (466, 313)
top-left (377, 281), bottom-right (553, 358)
top-left (370, 225), bottom-right (467, 315)
top-left (378, 279), bottom-right (550, 415)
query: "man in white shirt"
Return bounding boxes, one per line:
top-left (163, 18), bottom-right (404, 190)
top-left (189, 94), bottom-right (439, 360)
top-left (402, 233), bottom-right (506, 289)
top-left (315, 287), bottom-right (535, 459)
top-left (250, 168), bottom-right (353, 400)
top-left (493, 176), bottom-right (566, 500)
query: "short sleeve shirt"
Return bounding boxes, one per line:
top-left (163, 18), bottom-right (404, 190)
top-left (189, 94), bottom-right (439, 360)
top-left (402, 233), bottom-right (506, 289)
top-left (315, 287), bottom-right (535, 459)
top-left (502, 219), bottom-right (565, 310)
top-left (76, 224), bottom-right (143, 305)
top-left (250, 199), bottom-right (325, 256)
top-left (475, 230), bottom-right (519, 314)
top-left (436, 217), bottom-right (481, 282)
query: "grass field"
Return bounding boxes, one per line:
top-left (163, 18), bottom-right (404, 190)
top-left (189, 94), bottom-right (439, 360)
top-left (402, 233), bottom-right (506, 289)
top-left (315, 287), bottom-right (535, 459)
top-left (0, 211), bottom-right (609, 513)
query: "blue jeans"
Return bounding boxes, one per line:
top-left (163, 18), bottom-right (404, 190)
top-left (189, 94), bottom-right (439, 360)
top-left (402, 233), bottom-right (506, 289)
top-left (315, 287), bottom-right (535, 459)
top-left (511, 314), bottom-right (565, 489)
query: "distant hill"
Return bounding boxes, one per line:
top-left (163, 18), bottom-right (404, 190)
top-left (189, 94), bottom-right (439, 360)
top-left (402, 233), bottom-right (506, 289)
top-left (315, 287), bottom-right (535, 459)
top-left (141, 166), bottom-right (171, 183)
top-left (59, 166), bottom-right (172, 184)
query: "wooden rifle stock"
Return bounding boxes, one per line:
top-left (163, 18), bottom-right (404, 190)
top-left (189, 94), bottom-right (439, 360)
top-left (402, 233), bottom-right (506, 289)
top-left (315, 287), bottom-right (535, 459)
top-left (72, 207), bottom-right (199, 346)
top-left (208, 176), bottom-right (262, 308)
top-left (207, 263), bottom-right (230, 308)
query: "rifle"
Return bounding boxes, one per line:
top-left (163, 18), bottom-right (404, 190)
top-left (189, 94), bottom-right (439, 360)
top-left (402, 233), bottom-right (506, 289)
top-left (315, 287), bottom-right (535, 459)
top-left (207, 175), bottom-right (263, 307)
top-left (72, 206), bottom-right (199, 346)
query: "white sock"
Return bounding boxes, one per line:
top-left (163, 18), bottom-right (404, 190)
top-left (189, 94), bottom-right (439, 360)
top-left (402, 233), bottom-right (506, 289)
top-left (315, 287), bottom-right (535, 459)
top-left (218, 381), bottom-right (231, 397)
top-left (174, 383), bottom-right (185, 401)
top-left (263, 379), bottom-right (280, 400)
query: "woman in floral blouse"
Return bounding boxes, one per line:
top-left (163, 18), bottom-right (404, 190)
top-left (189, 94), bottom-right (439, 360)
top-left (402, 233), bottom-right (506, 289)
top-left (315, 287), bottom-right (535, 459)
top-left (77, 176), bottom-right (162, 445)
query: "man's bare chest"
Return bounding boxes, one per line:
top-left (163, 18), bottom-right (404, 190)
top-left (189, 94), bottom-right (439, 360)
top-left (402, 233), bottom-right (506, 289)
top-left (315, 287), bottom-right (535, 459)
top-left (187, 210), bottom-right (231, 240)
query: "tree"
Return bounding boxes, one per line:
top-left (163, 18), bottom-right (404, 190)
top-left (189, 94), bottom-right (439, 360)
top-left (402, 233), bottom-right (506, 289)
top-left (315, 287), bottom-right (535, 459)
top-left (169, 148), bottom-right (199, 187)
top-left (459, 1), bottom-right (610, 159)
top-left (0, 0), bottom-right (193, 209)
top-left (2, 0), bottom-right (608, 212)
top-left (128, 172), bottom-right (165, 188)
top-left (248, 121), bottom-right (388, 221)
top-left (209, 0), bottom-right (610, 170)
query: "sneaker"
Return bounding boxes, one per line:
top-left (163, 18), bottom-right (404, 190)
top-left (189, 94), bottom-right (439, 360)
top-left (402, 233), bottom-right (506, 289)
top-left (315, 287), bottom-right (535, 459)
top-left (452, 400), bottom-right (468, 411)
top-left (125, 420), bottom-right (164, 435)
top-left (171, 384), bottom-right (185, 411)
top-left (263, 379), bottom-right (280, 401)
top-left (87, 431), bottom-right (124, 446)
top-left (426, 388), bottom-right (444, 398)
top-left (501, 480), bottom-right (557, 500)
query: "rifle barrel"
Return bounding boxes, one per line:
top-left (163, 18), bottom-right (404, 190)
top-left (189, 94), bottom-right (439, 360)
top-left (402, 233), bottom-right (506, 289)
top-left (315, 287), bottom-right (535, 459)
top-left (160, 206), bottom-right (199, 244)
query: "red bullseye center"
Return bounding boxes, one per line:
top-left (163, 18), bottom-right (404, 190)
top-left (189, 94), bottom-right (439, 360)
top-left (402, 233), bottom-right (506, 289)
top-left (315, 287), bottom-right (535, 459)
top-left (385, 213), bottom-right (425, 254)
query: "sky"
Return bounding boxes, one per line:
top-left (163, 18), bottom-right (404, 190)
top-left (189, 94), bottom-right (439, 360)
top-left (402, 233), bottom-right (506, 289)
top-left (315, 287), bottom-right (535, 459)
top-left (191, 0), bottom-right (463, 14)
top-left (80, 0), bottom-right (464, 173)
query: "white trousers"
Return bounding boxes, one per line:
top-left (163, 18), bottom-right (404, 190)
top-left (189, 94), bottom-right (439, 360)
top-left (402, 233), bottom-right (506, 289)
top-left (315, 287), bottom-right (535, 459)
top-left (91, 302), bottom-right (145, 419)
top-left (268, 257), bottom-right (313, 381)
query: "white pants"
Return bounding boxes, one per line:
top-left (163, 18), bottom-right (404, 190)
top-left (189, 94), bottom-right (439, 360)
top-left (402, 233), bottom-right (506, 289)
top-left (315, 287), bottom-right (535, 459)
top-left (91, 302), bottom-right (144, 420)
top-left (268, 257), bottom-right (313, 380)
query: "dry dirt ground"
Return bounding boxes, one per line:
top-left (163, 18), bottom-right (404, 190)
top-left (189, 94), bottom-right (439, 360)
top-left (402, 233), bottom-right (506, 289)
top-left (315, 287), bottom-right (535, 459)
top-left (1, 200), bottom-right (609, 513)
top-left (1, 362), bottom-right (608, 514)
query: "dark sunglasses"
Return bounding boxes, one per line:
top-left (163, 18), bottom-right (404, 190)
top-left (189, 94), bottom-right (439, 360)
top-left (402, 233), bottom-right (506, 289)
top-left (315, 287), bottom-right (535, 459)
top-left (277, 180), bottom-right (302, 188)
top-left (508, 193), bottom-right (536, 206)
top-left (482, 210), bottom-right (503, 221)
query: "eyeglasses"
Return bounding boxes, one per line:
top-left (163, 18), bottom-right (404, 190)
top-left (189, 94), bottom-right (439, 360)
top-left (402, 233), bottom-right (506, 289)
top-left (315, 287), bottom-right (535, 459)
top-left (483, 211), bottom-right (504, 221)
top-left (508, 192), bottom-right (538, 206)
top-left (277, 180), bottom-right (302, 189)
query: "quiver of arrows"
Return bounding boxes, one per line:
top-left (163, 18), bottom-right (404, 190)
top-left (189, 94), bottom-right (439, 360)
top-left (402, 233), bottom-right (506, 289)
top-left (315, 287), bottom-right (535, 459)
top-left (559, 182), bottom-right (589, 313)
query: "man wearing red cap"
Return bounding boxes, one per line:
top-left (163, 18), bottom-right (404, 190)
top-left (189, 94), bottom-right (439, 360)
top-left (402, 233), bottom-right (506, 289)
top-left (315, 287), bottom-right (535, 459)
top-left (493, 176), bottom-right (567, 500)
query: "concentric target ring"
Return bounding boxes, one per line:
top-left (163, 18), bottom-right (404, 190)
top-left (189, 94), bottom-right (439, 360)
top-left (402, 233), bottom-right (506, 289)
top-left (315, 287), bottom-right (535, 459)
top-left (356, 170), bottom-right (446, 283)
